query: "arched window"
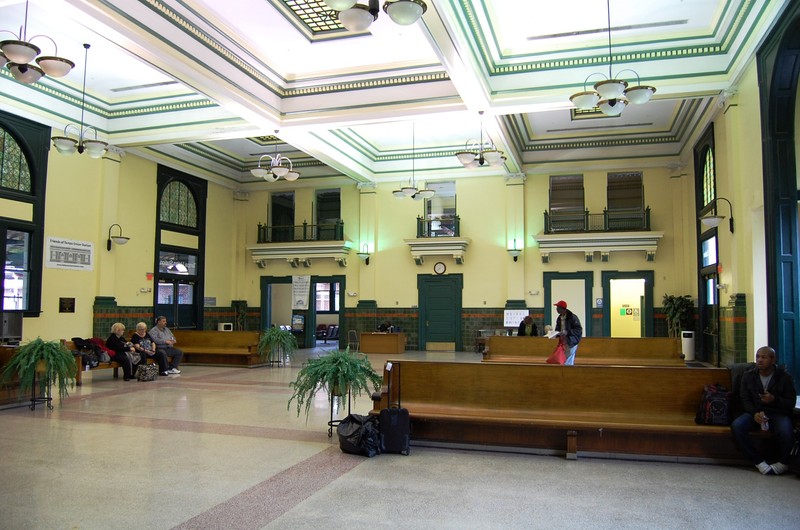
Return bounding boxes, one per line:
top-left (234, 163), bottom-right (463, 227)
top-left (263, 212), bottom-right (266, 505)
top-left (160, 180), bottom-right (197, 228)
top-left (0, 130), bottom-right (32, 193)
top-left (702, 147), bottom-right (715, 207)
top-left (0, 111), bottom-right (49, 316)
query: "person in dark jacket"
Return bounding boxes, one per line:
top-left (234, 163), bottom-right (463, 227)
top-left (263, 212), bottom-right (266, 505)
top-left (105, 322), bottom-right (137, 381)
top-left (730, 346), bottom-right (796, 475)
top-left (517, 315), bottom-right (538, 337)
top-left (554, 300), bottom-right (582, 365)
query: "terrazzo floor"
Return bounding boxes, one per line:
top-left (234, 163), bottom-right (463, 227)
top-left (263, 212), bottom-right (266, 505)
top-left (0, 345), bottom-right (798, 529)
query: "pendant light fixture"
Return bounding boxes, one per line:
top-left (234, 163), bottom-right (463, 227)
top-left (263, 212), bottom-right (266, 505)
top-left (569, 0), bottom-right (656, 116)
top-left (455, 111), bottom-right (505, 168)
top-left (51, 44), bottom-right (109, 159)
top-left (392, 122), bottom-right (434, 200)
top-left (250, 132), bottom-right (300, 182)
top-left (1, 0), bottom-right (74, 84)
top-left (325, 0), bottom-right (427, 32)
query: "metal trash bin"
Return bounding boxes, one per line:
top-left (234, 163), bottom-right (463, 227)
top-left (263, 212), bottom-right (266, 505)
top-left (681, 331), bottom-right (695, 361)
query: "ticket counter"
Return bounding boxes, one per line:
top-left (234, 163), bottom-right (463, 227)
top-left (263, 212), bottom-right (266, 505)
top-left (360, 332), bottom-right (407, 354)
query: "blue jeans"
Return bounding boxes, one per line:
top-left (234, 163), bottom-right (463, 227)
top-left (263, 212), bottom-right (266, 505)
top-left (564, 344), bottom-right (578, 366)
top-left (730, 412), bottom-right (794, 465)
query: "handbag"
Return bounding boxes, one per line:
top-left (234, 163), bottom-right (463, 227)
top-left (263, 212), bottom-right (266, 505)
top-left (135, 363), bottom-right (159, 381)
top-left (546, 342), bottom-right (566, 365)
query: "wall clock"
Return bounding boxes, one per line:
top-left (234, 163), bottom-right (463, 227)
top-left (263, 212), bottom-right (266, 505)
top-left (434, 262), bottom-right (446, 275)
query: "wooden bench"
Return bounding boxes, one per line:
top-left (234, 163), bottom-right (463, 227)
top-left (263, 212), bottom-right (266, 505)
top-left (370, 360), bottom-right (743, 461)
top-left (171, 330), bottom-right (262, 366)
top-left (66, 339), bottom-right (182, 385)
top-left (483, 336), bottom-right (683, 366)
top-left (64, 339), bottom-right (120, 386)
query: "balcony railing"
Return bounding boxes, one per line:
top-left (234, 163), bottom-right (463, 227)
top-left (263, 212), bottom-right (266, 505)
top-left (543, 208), bottom-right (650, 234)
top-left (257, 221), bottom-right (344, 243)
top-left (416, 216), bottom-right (460, 238)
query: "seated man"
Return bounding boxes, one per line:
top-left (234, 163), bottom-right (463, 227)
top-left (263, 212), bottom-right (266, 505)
top-left (148, 316), bottom-right (184, 374)
top-left (730, 346), bottom-right (796, 475)
top-left (517, 315), bottom-right (538, 337)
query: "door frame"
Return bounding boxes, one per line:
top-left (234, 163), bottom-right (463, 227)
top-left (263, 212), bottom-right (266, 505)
top-left (259, 275), bottom-right (346, 349)
top-left (417, 273), bottom-right (463, 351)
top-left (601, 270), bottom-right (654, 336)
top-left (543, 271), bottom-right (593, 330)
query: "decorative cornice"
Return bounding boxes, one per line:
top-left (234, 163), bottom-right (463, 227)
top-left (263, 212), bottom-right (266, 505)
top-left (536, 231), bottom-right (664, 263)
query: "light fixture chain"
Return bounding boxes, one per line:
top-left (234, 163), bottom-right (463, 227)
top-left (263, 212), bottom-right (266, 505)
top-left (21, 0), bottom-right (29, 41)
top-left (80, 44), bottom-right (90, 138)
top-left (606, 0), bottom-right (613, 79)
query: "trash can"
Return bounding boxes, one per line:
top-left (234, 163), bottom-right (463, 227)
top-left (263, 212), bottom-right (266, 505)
top-left (681, 331), bottom-right (695, 361)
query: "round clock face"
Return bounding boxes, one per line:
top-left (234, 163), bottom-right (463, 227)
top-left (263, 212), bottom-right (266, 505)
top-left (434, 262), bottom-right (446, 275)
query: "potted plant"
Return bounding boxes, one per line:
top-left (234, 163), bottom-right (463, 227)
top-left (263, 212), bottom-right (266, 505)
top-left (257, 326), bottom-right (298, 364)
top-left (662, 294), bottom-right (694, 338)
top-left (1, 338), bottom-right (78, 404)
top-left (287, 348), bottom-right (382, 420)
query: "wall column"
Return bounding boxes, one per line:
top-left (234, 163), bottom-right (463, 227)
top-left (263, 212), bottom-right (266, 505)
top-left (357, 183), bottom-right (377, 305)
top-left (505, 174), bottom-right (526, 308)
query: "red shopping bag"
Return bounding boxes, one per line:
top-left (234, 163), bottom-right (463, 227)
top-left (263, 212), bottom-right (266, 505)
top-left (546, 341), bottom-right (566, 364)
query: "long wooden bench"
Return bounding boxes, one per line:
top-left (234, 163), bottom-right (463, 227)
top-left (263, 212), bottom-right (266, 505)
top-left (64, 339), bottom-right (120, 386)
top-left (483, 336), bottom-right (683, 366)
top-left (371, 360), bottom-right (744, 461)
top-left (171, 330), bottom-right (262, 366)
top-left (67, 338), bottom-right (185, 385)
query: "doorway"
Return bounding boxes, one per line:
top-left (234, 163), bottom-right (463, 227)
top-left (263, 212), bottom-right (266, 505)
top-left (417, 274), bottom-right (463, 351)
top-left (601, 270), bottom-right (654, 337)
top-left (543, 271), bottom-right (592, 335)
top-left (155, 280), bottom-right (197, 328)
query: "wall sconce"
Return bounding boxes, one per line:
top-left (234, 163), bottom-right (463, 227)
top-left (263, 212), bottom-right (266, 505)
top-left (507, 238), bottom-right (521, 262)
top-left (106, 223), bottom-right (130, 251)
top-left (699, 197), bottom-right (734, 233)
top-left (357, 243), bottom-right (370, 265)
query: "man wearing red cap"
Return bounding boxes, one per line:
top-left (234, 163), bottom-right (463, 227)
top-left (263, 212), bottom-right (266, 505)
top-left (554, 300), bottom-right (582, 365)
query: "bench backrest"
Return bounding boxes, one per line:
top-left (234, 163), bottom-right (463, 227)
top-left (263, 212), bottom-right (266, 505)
top-left (378, 360), bottom-right (731, 420)
top-left (486, 336), bottom-right (680, 359)
top-left (172, 330), bottom-right (260, 348)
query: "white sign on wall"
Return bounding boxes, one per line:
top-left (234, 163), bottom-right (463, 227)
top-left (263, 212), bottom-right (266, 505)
top-left (292, 275), bottom-right (310, 310)
top-left (46, 237), bottom-right (94, 271)
top-left (503, 309), bottom-right (529, 327)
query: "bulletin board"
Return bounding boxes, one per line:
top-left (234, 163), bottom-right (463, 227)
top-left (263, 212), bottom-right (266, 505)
top-left (503, 309), bottom-right (529, 327)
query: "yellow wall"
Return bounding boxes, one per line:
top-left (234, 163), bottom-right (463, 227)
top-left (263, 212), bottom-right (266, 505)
top-left (16, 83), bottom-right (769, 350)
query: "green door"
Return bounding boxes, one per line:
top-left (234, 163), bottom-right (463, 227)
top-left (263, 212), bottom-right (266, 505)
top-left (418, 274), bottom-right (463, 351)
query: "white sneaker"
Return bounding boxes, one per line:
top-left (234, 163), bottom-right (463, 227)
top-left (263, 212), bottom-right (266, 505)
top-left (770, 462), bottom-right (789, 475)
top-left (756, 461), bottom-right (773, 475)
top-left (169, 367), bottom-right (181, 374)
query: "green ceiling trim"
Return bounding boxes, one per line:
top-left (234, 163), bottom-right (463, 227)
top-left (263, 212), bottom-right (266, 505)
top-left (142, 145), bottom-right (243, 184)
top-left (454, 0), bottom-right (763, 77)
top-left (114, 0), bottom-right (449, 103)
top-left (107, 117), bottom-right (238, 136)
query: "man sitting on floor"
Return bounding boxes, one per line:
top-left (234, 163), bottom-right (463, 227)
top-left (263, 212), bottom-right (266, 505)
top-left (730, 346), bottom-right (796, 475)
top-left (148, 316), bottom-right (184, 374)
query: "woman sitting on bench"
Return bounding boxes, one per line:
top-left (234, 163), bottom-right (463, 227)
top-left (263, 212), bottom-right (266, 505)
top-left (105, 323), bottom-right (137, 381)
top-left (131, 322), bottom-right (171, 377)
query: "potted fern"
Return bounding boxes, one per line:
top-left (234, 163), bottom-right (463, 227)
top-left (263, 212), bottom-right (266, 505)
top-left (257, 326), bottom-right (298, 364)
top-left (287, 348), bottom-right (382, 420)
top-left (1, 338), bottom-right (78, 405)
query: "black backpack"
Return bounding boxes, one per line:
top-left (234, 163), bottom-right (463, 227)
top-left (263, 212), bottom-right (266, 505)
top-left (71, 337), bottom-right (99, 368)
top-left (695, 384), bottom-right (732, 425)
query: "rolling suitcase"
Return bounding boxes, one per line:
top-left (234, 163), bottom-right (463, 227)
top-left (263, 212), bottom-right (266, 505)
top-left (379, 362), bottom-right (410, 455)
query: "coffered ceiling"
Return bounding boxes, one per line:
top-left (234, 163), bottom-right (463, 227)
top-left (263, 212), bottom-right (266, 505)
top-left (0, 0), bottom-right (789, 191)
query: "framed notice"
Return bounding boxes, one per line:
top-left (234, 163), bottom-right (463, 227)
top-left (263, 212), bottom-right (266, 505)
top-left (46, 237), bottom-right (94, 271)
top-left (292, 275), bottom-right (310, 310)
top-left (503, 309), bottom-right (529, 327)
